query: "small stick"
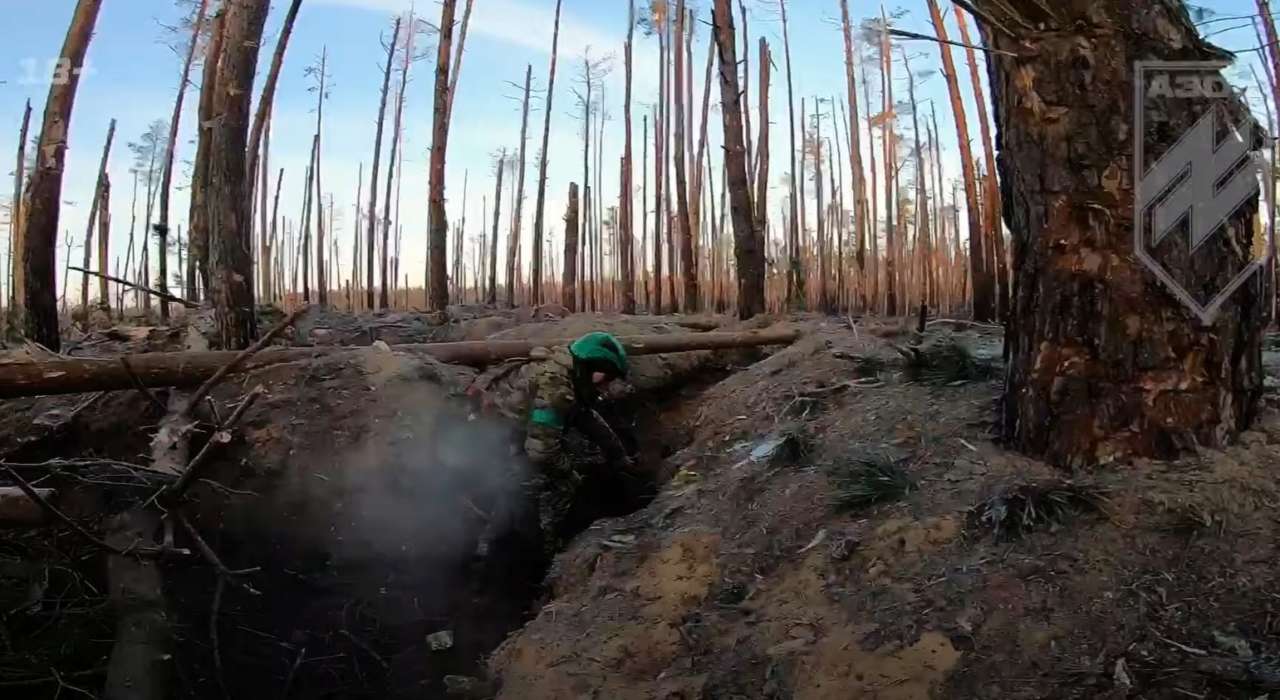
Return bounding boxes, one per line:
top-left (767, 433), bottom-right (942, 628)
top-left (212, 576), bottom-right (229, 700)
top-left (68, 265), bottom-right (198, 308)
top-left (182, 305), bottom-right (310, 417)
top-left (1, 466), bottom-right (141, 556)
top-left (175, 512), bottom-right (261, 589)
top-left (339, 629), bottom-right (390, 671)
top-left (119, 358), bottom-right (168, 413)
top-left (165, 387), bottom-right (264, 500)
top-left (283, 646), bottom-right (307, 698)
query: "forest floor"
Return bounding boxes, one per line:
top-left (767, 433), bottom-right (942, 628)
top-left (1, 308), bottom-right (1279, 699)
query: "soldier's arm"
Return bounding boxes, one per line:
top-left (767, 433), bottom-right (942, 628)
top-left (575, 407), bottom-right (631, 465)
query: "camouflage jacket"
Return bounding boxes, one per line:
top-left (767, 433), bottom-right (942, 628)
top-left (473, 346), bottom-right (626, 468)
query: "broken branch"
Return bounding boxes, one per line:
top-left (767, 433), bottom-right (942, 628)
top-left (183, 305), bottom-right (310, 416)
top-left (68, 266), bottom-right (199, 309)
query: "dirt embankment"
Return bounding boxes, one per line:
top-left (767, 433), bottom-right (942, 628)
top-left (490, 320), bottom-right (1280, 700)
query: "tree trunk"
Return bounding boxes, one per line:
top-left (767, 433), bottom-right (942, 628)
top-left (97, 176), bottom-right (111, 307)
top-left (8, 100), bottom-right (32, 322)
top-left (755, 38), bottom-right (770, 262)
top-left (380, 22), bottom-right (413, 310)
top-left (529, 0), bottom-right (563, 308)
top-left (862, 59), bottom-right (879, 311)
top-left (563, 182), bottom-right (580, 309)
top-left (189, 11), bottom-right (226, 302)
top-left (621, 0), bottom-right (636, 315)
top-left (778, 0), bottom-right (801, 310)
top-left (712, 0), bottom-right (764, 319)
top-left (839, 0), bottom-right (868, 303)
top-left (926, 0), bottom-right (992, 321)
top-left (814, 101), bottom-right (829, 313)
top-left (427, 0), bottom-right (457, 312)
top-left (21, 0), bottom-right (104, 350)
top-left (204, 0), bottom-right (269, 349)
top-left (902, 47), bottom-right (933, 316)
top-left (642, 113), bottom-right (650, 311)
top-left (673, 0), bottom-right (698, 312)
top-left (654, 30), bottom-right (666, 316)
top-left (508, 65), bottom-right (533, 308)
top-left (367, 18), bottom-right (401, 310)
top-left (81, 119), bottom-right (115, 313)
top-left (973, 0), bottom-right (1265, 466)
top-left (246, 0), bottom-right (303, 192)
top-left (313, 48), bottom-right (328, 306)
top-left (301, 135), bottom-right (316, 302)
top-left (487, 154), bottom-right (505, 305)
top-left (879, 15), bottom-right (897, 317)
top-left (954, 6), bottom-right (1006, 319)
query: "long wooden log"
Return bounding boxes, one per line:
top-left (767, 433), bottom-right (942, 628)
top-left (0, 328), bottom-right (799, 398)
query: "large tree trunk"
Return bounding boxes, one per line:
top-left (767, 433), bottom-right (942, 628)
top-left (1, 328), bottom-right (800, 398)
top-left (529, 0), bottom-right (563, 308)
top-left (712, 0), bottom-right (764, 319)
top-left (367, 18), bottom-right (401, 310)
top-left (21, 0), bottom-right (104, 351)
top-left (246, 0), bottom-right (303, 193)
top-left (81, 119), bottom-right (116, 313)
top-left (204, 0), bottom-right (269, 349)
top-left (954, 6), bottom-right (1007, 320)
top-left (563, 182), bottom-right (580, 308)
top-left (673, 0), bottom-right (698, 313)
top-left (975, 0), bottom-right (1265, 466)
top-left (427, 0), bottom-right (458, 312)
top-left (508, 65), bottom-right (533, 307)
top-left (926, 0), bottom-right (992, 321)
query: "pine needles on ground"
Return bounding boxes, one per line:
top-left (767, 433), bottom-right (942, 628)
top-left (969, 480), bottom-right (1108, 540)
top-left (897, 335), bottom-right (1000, 385)
top-left (828, 454), bottom-right (916, 510)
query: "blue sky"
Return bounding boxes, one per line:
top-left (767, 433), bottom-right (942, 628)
top-left (0, 0), bottom-right (1274, 301)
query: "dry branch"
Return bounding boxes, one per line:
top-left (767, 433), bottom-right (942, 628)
top-left (182, 304), bottom-right (309, 415)
top-left (69, 266), bottom-right (198, 308)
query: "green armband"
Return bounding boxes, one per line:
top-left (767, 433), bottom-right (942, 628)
top-left (531, 407), bottom-right (564, 428)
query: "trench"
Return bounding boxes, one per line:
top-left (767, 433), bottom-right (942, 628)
top-left (157, 367), bottom-right (728, 700)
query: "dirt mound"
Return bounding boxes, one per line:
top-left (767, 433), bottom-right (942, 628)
top-left (489, 321), bottom-right (1280, 699)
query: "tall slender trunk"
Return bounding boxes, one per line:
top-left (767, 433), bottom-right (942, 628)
top-left (642, 114), bottom-right (650, 311)
top-left (427, 0), bottom-right (458, 311)
top-left (839, 0), bottom-right (868, 302)
top-left (902, 47), bottom-right (932, 314)
top-left (81, 119), bottom-right (115, 313)
top-left (926, 0), bottom-right (991, 321)
top-left (712, 0), bottom-right (764, 318)
top-left (879, 15), bottom-right (897, 317)
top-left (258, 115), bottom-right (271, 301)
top-left (22, 0), bottom-right (103, 349)
top-left (367, 18), bottom-right (401, 309)
top-left (508, 65), bottom-right (533, 307)
top-left (313, 47), bottom-right (328, 305)
top-left (189, 10), bottom-right (227, 301)
top-left (203, 0), bottom-right (269, 350)
top-left (563, 182), bottom-right (580, 307)
top-left (302, 135), bottom-right (316, 301)
top-left (953, 6), bottom-right (1005, 319)
top-left (488, 154), bottom-right (505, 305)
top-left (381, 19), bottom-right (413, 309)
top-left (246, 0), bottom-right (304, 192)
top-left (8, 100), bottom-right (32, 319)
top-left (862, 59), bottom-right (879, 311)
top-left (621, 0), bottom-right (636, 314)
top-left (779, 0), bottom-right (800, 309)
top-left (813, 101), bottom-right (828, 312)
top-left (266, 167), bottom-right (282, 304)
top-left (97, 176), bottom-right (111, 307)
top-left (755, 38), bottom-right (770, 266)
top-left (530, 0), bottom-right (563, 307)
top-left (739, 1), bottom-right (753, 192)
top-left (673, 0), bottom-right (698, 312)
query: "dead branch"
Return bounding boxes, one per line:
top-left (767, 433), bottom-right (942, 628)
top-left (68, 266), bottom-right (199, 308)
top-left (182, 305), bottom-right (310, 416)
top-left (888, 28), bottom-right (1019, 56)
top-left (1, 466), bottom-right (155, 556)
top-left (165, 386), bottom-right (264, 501)
top-left (175, 512), bottom-right (261, 594)
top-left (120, 357), bottom-right (169, 413)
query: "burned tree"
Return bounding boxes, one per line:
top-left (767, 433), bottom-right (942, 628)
top-left (202, 0), bottom-right (269, 348)
top-left (246, 0), bottom-right (303, 193)
top-left (21, 0), bottom-right (104, 350)
top-left (367, 18), bottom-right (401, 310)
top-left (672, 0), bottom-right (698, 312)
top-left (621, 0), bottom-right (637, 314)
top-left (507, 65), bottom-right (533, 308)
top-left (427, 0), bottom-right (458, 311)
top-left (530, 0), bottom-right (564, 307)
top-left (712, 0), bottom-right (764, 318)
top-left (81, 119), bottom-right (116, 313)
top-left (973, 2), bottom-right (1266, 465)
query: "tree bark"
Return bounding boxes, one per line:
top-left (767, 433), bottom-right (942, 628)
top-left (712, 0), bottom-right (764, 318)
top-left (8, 100), bottom-right (32, 321)
top-left (246, 0), bottom-right (304, 192)
top-left (189, 11), bottom-right (226, 302)
top-left (563, 182), bottom-right (580, 309)
top-left (926, 0), bottom-right (992, 321)
top-left (81, 119), bottom-right (116, 313)
top-left (508, 65), bottom-right (533, 308)
top-left (954, 5), bottom-right (1006, 319)
top-left (879, 14), bottom-right (898, 317)
top-left (778, 0), bottom-right (801, 310)
top-left (529, 1), bottom-right (563, 308)
top-left (204, 0), bottom-right (269, 349)
top-left (487, 154), bottom-right (505, 305)
top-left (21, 0), bottom-right (104, 350)
top-left (673, 0), bottom-right (698, 312)
top-left (903, 47), bottom-right (933, 314)
top-left (973, 0), bottom-right (1265, 466)
top-left (839, 0), bottom-right (868, 301)
top-left (755, 38), bottom-right (770, 274)
top-left (427, 0), bottom-right (457, 312)
top-left (621, 0), bottom-right (637, 315)
top-left (0, 328), bottom-right (800, 398)
top-left (313, 47), bottom-right (328, 306)
top-left (367, 18), bottom-right (401, 310)
top-left (97, 175), bottom-right (111, 306)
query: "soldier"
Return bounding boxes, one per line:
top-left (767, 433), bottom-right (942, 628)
top-left (473, 331), bottom-right (634, 556)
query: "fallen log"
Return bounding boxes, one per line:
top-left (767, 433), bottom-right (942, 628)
top-left (0, 486), bottom-right (56, 525)
top-left (0, 327), bottom-right (799, 398)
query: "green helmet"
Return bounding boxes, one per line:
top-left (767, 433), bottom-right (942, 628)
top-left (569, 332), bottom-right (628, 379)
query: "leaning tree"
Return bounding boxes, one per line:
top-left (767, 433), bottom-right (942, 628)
top-left (970, 1), bottom-right (1266, 466)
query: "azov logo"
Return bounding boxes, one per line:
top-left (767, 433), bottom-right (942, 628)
top-left (1146, 72), bottom-right (1235, 99)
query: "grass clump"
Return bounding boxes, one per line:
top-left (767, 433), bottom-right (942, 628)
top-left (828, 454), bottom-right (916, 510)
top-left (969, 480), bottom-right (1108, 540)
